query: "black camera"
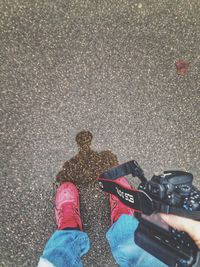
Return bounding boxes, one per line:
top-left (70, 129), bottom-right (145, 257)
top-left (141, 170), bottom-right (200, 209)
top-left (98, 161), bottom-right (200, 267)
top-left (135, 170), bottom-right (200, 267)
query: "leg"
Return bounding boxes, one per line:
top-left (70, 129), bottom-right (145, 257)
top-left (38, 182), bottom-right (90, 267)
top-left (107, 215), bottom-right (167, 267)
top-left (106, 178), bottom-right (168, 267)
top-left (38, 229), bottom-right (89, 267)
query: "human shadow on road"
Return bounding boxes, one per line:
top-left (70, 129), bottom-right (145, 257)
top-left (55, 130), bottom-right (118, 266)
top-left (56, 130), bottom-right (118, 186)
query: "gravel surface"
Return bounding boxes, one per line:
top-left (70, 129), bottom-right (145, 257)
top-left (0, 0), bottom-right (200, 266)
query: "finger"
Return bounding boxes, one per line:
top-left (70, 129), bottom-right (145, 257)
top-left (160, 214), bottom-right (200, 249)
top-left (160, 214), bottom-right (191, 231)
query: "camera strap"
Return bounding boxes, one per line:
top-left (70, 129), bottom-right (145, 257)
top-left (98, 161), bottom-right (200, 220)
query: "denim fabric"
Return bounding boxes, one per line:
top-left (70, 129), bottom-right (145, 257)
top-left (39, 230), bottom-right (90, 267)
top-left (106, 214), bottom-right (168, 267)
top-left (39, 215), bottom-right (168, 267)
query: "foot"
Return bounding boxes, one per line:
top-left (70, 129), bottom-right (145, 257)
top-left (110, 177), bottom-right (135, 225)
top-left (55, 182), bottom-right (83, 230)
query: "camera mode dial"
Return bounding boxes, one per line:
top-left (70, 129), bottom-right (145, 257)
top-left (177, 184), bottom-right (191, 196)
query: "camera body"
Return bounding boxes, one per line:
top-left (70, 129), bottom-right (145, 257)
top-left (140, 170), bottom-right (200, 211)
top-left (135, 170), bottom-right (200, 267)
top-left (98, 161), bottom-right (200, 266)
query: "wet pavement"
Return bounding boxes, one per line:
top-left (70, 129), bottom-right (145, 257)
top-left (0, 0), bottom-right (200, 266)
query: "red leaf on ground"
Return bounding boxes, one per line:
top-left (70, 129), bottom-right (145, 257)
top-left (175, 60), bottom-right (190, 75)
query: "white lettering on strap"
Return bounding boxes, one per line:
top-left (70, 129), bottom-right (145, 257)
top-left (115, 187), bottom-right (134, 203)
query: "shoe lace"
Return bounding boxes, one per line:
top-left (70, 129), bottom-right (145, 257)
top-left (55, 206), bottom-right (65, 224)
top-left (56, 203), bottom-right (80, 225)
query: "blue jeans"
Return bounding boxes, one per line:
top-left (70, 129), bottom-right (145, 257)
top-left (38, 215), bottom-right (168, 267)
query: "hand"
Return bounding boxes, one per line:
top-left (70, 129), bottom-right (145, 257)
top-left (160, 214), bottom-right (200, 249)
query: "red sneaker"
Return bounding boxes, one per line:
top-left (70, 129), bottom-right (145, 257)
top-left (110, 177), bottom-right (135, 225)
top-left (55, 182), bottom-right (83, 230)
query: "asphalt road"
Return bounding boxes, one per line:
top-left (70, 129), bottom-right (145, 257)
top-left (0, 0), bottom-right (200, 266)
